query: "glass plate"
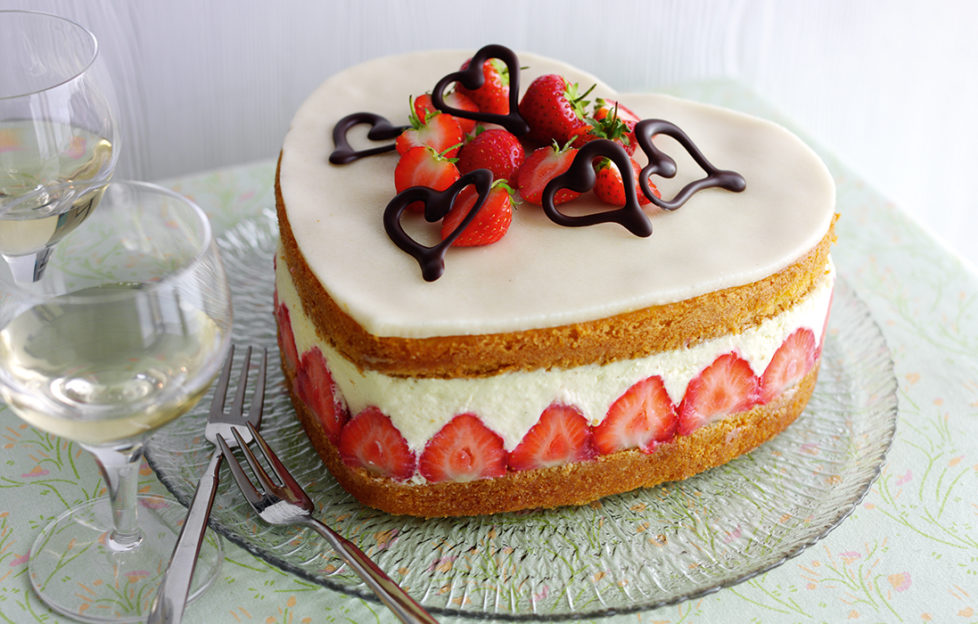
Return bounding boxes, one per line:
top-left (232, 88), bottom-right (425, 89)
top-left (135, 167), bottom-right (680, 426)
top-left (145, 209), bottom-right (898, 620)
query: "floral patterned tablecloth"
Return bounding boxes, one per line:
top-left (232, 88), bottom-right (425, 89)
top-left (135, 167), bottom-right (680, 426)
top-left (2, 82), bottom-right (977, 624)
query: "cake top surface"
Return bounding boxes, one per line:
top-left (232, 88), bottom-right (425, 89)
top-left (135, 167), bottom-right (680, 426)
top-left (278, 49), bottom-right (835, 338)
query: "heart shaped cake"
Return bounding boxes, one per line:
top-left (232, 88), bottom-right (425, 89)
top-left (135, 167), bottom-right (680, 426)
top-left (274, 46), bottom-right (836, 517)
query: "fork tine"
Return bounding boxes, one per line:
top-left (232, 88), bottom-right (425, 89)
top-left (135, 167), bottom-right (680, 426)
top-left (216, 433), bottom-right (264, 508)
top-left (246, 422), bottom-right (312, 507)
top-left (247, 348), bottom-right (267, 428)
top-left (208, 344), bottom-right (236, 418)
top-left (228, 345), bottom-right (253, 419)
top-left (229, 426), bottom-right (279, 495)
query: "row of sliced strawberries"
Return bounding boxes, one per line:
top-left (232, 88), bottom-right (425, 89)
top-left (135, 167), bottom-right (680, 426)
top-left (276, 294), bottom-right (819, 484)
top-left (391, 59), bottom-right (659, 247)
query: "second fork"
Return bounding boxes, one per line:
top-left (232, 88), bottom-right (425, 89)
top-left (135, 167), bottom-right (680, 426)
top-left (219, 422), bottom-right (439, 624)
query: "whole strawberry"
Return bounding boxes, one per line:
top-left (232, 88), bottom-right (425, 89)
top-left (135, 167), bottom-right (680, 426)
top-left (519, 74), bottom-right (594, 145)
top-left (456, 58), bottom-right (510, 115)
top-left (441, 180), bottom-right (514, 246)
top-left (455, 128), bottom-right (525, 183)
top-left (593, 157), bottom-right (661, 206)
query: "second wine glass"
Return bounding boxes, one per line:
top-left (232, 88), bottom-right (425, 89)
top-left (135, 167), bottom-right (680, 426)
top-left (0, 10), bottom-right (118, 283)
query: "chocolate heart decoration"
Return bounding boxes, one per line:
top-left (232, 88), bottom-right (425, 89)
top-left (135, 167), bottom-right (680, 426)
top-left (384, 169), bottom-right (494, 281)
top-left (541, 139), bottom-right (654, 237)
top-left (329, 112), bottom-right (408, 164)
top-left (634, 119), bottom-right (747, 210)
top-left (430, 44), bottom-right (530, 136)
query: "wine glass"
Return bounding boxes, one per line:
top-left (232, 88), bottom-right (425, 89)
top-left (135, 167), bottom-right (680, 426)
top-left (0, 181), bottom-right (233, 622)
top-left (0, 10), bottom-right (118, 284)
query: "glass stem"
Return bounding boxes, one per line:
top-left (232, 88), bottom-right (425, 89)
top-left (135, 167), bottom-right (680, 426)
top-left (84, 442), bottom-right (145, 551)
top-left (2, 247), bottom-right (53, 283)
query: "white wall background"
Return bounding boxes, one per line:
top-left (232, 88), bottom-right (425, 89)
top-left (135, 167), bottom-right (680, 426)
top-left (7, 0), bottom-right (978, 268)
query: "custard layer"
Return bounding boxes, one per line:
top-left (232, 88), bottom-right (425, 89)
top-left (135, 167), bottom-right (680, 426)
top-left (286, 363), bottom-right (819, 517)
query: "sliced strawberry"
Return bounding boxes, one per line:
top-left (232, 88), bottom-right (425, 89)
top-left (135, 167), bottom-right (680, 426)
top-left (395, 104), bottom-right (463, 158)
top-left (509, 403), bottom-right (595, 471)
top-left (441, 180), bottom-right (513, 246)
top-left (593, 157), bottom-right (661, 207)
top-left (418, 413), bottom-right (506, 483)
top-left (294, 347), bottom-right (348, 444)
top-left (414, 92), bottom-right (478, 135)
top-left (338, 406), bottom-right (415, 481)
top-left (275, 300), bottom-right (299, 372)
top-left (678, 353), bottom-right (760, 435)
top-left (394, 145), bottom-right (461, 212)
top-left (455, 128), bottom-right (525, 183)
top-left (515, 142), bottom-right (581, 206)
top-left (518, 74), bottom-right (594, 145)
top-left (760, 328), bottom-right (817, 403)
top-left (456, 58), bottom-right (510, 115)
top-left (593, 375), bottom-right (677, 454)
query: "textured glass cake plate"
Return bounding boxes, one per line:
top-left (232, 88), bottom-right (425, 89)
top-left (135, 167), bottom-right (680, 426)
top-left (145, 209), bottom-right (898, 620)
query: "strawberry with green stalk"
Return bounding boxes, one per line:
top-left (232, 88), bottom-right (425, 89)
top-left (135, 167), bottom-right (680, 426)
top-left (519, 74), bottom-right (596, 145)
top-left (456, 57), bottom-right (511, 115)
top-left (440, 179), bottom-right (516, 247)
top-left (395, 97), bottom-right (464, 157)
top-left (572, 98), bottom-right (641, 154)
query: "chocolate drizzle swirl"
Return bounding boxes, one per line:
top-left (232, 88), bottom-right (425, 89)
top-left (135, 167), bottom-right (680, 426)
top-left (542, 139), bottom-right (654, 237)
top-left (541, 120), bottom-right (746, 236)
top-left (329, 112), bottom-right (408, 164)
top-left (430, 44), bottom-right (530, 136)
top-left (634, 119), bottom-right (747, 210)
top-left (383, 169), bottom-right (494, 281)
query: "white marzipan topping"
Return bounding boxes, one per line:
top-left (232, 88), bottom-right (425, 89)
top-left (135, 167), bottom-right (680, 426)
top-left (278, 49), bottom-right (836, 338)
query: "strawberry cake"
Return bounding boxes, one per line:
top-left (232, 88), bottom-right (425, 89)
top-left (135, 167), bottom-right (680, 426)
top-left (273, 46), bottom-right (836, 517)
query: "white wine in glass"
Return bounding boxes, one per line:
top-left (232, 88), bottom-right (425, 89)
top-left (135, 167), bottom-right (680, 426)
top-left (0, 289), bottom-right (223, 443)
top-left (0, 120), bottom-right (113, 255)
top-left (0, 10), bottom-right (117, 283)
top-left (0, 181), bottom-right (233, 623)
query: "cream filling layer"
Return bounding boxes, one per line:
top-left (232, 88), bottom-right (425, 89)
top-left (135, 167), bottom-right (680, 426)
top-left (276, 246), bottom-right (834, 455)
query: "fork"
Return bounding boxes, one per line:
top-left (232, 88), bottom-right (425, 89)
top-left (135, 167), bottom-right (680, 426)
top-left (218, 421), bottom-right (439, 624)
top-left (148, 345), bottom-right (267, 624)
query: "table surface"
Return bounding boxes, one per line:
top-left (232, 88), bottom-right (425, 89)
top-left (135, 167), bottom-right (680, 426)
top-left (2, 82), bottom-right (977, 624)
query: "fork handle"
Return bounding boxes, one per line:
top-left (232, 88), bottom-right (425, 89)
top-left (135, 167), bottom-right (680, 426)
top-left (147, 448), bottom-right (223, 624)
top-left (305, 517), bottom-right (439, 624)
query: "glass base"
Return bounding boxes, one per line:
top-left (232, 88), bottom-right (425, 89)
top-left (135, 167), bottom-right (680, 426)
top-left (28, 494), bottom-right (222, 623)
